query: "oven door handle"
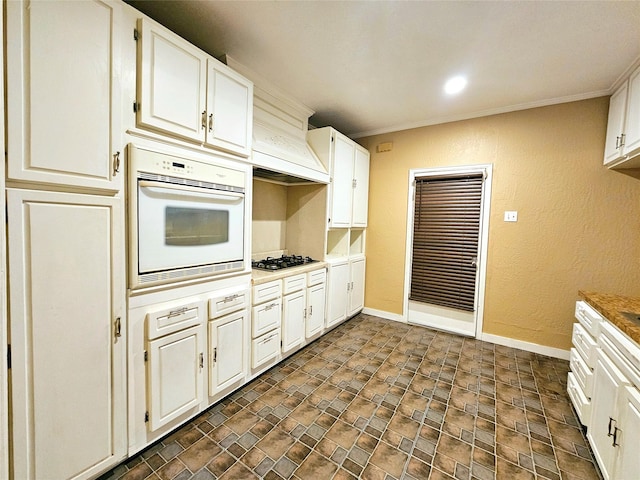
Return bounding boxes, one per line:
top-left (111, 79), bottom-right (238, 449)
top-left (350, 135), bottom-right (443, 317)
top-left (138, 180), bottom-right (244, 201)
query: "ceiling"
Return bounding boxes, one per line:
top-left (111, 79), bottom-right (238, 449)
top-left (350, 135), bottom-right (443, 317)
top-left (127, 1), bottom-right (640, 138)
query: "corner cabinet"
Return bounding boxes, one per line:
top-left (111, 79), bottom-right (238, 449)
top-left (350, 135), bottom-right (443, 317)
top-left (307, 127), bottom-right (370, 228)
top-left (6, 0), bottom-right (123, 191)
top-left (7, 188), bottom-right (126, 480)
top-left (604, 64), bottom-right (640, 168)
top-left (136, 17), bottom-right (253, 157)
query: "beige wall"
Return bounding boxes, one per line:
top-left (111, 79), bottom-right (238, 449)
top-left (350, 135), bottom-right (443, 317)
top-left (358, 97), bottom-right (640, 350)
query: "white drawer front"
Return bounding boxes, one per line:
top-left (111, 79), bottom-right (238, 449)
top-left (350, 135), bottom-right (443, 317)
top-left (570, 348), bottom-right (594, 398)
top-left (146, 301), bottom-right (202, 340)
top-left (253, 280), bottom-right (282, 304)
top-left (575, 300), bottom-right (603, 337)
top-left (209, 286), bottom-right (249, 320)
top-left (283, 274), bottom-right (306, 294)
top-left (252, 299), bottom-right (281, 338)
top-left (252, 330), bottom-right (281, 369)
top-left (567, 372), bottom-right (591, 427)
top-left (572, 323), bottom-right (597, 368)
top-left (307, 268), bottom-right (326, 287)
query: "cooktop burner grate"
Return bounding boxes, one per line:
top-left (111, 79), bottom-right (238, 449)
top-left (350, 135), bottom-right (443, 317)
top-left (252, 255), bottom-right (317, 271)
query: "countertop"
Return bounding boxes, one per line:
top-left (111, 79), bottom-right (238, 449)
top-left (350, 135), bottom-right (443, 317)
top-left (579, 290), bottom-right (640, 345)
top-left (251, 261), bottom-right (327, 285)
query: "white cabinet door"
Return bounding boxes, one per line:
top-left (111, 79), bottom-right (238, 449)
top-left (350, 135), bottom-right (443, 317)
top-left (587, 350), bottom-right (629, 480)
top-left (137, 17), bottom-right (207, 142)
top-left (306, 282), bottom-right (326, 338)
top-left (604, 83), bottom-right (628, 165)
top-left (330, 133), bottom-right (355, 227)
top-left (326, 260), bottom-right (350, 329)
top-left (348, 257), bottom-right (366, 316)
top-left (615, 386), bottom-right (640, 479)
top-left (624, 67), bottom-right (640, 157)
top-left (7, 188), bottom-right (126, 480)
top-left (6, 0), bottom-right (122, 191)
top-left (282, 290), bottom-right (306, 353)
top-left (352, 146), bottom-right (370, 227)
top-left (148, 325), bottom-right (204, 431)
top-left (205, 59), bottom-right (253, 157)
top-left (209, 310), bottom-right (247, 397)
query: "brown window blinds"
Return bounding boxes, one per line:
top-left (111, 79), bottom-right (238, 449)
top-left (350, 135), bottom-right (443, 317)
top-left (409, 173), bottom-right (483, 312)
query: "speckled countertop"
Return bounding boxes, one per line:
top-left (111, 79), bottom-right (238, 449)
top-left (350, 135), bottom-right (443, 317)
top-left (579, 290), bottom-right (640, 345)
top-left (251, 262), bottom-right (327, 285)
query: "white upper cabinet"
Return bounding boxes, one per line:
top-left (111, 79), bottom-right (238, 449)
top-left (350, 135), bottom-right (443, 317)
top-left (352, 146), bottom-right (370, 227)
top-left (308, 127), bottom-right (370, 228)
top-left (137, 17), bottom-right (207, 143)
top-left (136, 18), bottom-right (253, 157)
top-left (205, 60), bottom-right (253, 156)
top-left (6, 0), bottom-right (123, 191)
top-left (604, 65), bottom-right (640, 168)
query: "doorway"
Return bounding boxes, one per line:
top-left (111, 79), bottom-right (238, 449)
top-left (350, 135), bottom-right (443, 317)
top-left (404, 165), bottom-right (492, 337)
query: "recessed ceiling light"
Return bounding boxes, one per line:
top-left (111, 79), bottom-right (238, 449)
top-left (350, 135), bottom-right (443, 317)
top-left (444, 76), bottom-right (467, 95)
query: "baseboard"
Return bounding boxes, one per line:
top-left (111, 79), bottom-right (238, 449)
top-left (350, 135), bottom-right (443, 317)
top-left (361, 307), bottom-right (405, 323)
top-left (361, 308), bottom-right (570, 360)
top-left (480, 333), bottom-right (570, 360)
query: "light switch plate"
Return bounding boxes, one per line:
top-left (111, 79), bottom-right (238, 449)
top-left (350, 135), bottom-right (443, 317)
top-left (504, 211), bottom-right (518, 222)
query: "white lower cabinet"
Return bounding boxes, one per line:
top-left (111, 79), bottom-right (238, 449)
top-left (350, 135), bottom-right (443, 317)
top-left (283, 289), bottom-right (306, 353)
top-left (7, 188), bottom-right (126, 479)
top-left (251, 280), bottom-right (282, 369)
top-left (326, 257), bottom-right (365, 329)
top-left (587, 350), bottom-right (629, 480)
top-left (147, 325), bottom-right (205, 431)
top-left (306, 270), bottom-right (327, 338)
top-left (574, 302), bottom-right (640, 480)
top-left (209, 310), bottom-right (248, 397)
top-left (282, 274), bottom-right (306, 354)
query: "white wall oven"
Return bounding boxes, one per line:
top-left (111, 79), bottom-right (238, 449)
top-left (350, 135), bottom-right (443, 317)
top-left (128, 145), bottom-right (246, 289)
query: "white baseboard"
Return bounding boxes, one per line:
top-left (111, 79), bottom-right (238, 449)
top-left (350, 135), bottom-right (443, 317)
top-left (480, 333), bottom-right (570, 360)
top-left (361, 307), bottom-right (405, 323)
top-left (361, 308), bottom-right (570, 360)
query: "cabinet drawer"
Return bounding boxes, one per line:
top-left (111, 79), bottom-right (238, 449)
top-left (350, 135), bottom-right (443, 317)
top-left (572, 323), bottom-right (597, 368)
top-left (567, 372), bottom-right (591, 427)
top-left (570, 348), bottom-right (594, 398)
top-left (253, 280), bottom-right (282, 304)
top-left (209, 286), bottom-right (249, 319)
top-left (252, 299), bottom-right (281, 338)
top-left (146, 301), bottom-right (202, 340)
top-left (575, 300), bottom-right (603, 337)
top-left (252, 330), bottom-right (280, 369)
top-left (307, 268), bottom-right (326, 287)
top-left (283, 274), bottom-right (306, 294)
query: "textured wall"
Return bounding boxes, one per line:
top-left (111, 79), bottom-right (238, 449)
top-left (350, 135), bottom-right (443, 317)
top-left (358, 97), bottom-right (640, 350)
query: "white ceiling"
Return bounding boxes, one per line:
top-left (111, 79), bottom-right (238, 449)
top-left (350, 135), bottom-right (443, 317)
top-left (127, 0), bottom-right (640, 138)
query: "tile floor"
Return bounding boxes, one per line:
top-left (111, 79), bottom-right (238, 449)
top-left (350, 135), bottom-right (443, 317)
top-left (100, 314), bottom-right (601, 480)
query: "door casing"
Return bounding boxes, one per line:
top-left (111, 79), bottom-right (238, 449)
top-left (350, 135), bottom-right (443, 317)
top-left (403, 164), bottom-right (493, 337)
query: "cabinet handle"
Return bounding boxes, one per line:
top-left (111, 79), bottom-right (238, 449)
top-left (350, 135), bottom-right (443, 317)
top-left (352, 179), bottom-right (357, 188)
top-left (223, 294), bottom-right (239, 303)
top-left (608, 416), bottom-right (615, 436)
top-left (309, 305), bottom-right (313, 316)
top-left (265, 302), bottom-right (277, 311)
top-left (620, 133), bottom-right (626, 148)
top-left (613, 426), bottom-right (620, 447)
top-left (209, 113), bottom-right (214, 132)
top-left (303, 308), bottom-right (307, 320)
top-left (199, 352), bottom-right (204, 369)
top-left (201, 111), bottom-right (207, 130)
top-left (114, 317), bottom-right (122, 338)
top-left (168, 307), bottom-right (188, 318)
top-left (113, 151), bottom-right (121, 176)
top-left (213, 347), bottom-right (217, 363)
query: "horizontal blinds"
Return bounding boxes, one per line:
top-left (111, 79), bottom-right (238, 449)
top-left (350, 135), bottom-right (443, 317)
top-left (409, 174), bottom-right (483, 312)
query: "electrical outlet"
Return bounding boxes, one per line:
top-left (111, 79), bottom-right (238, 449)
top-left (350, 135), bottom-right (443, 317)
top-left (504, 211), bottom-right (518, 222)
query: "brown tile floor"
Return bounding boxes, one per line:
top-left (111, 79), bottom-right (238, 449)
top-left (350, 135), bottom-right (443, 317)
top-left (99, 314), bottom-right (601, 480)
